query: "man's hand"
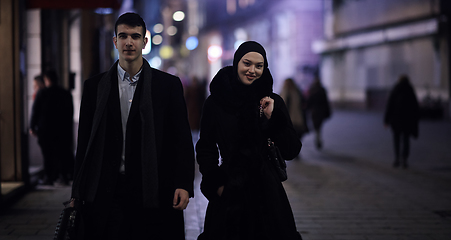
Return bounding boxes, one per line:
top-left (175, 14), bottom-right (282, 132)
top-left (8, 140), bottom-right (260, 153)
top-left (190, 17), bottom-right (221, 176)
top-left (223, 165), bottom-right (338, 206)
top-left (173, 189), bottom-right (189, 210)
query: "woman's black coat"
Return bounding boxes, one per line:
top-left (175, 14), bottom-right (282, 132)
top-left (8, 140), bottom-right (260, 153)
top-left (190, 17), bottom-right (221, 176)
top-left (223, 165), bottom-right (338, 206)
top-left (196, 66), bottom-right (302, 240)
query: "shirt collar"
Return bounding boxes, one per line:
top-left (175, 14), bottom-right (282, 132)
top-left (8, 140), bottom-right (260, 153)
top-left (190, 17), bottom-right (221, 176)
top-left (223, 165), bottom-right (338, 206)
top-left (117, 63), bottom-right (142, 84)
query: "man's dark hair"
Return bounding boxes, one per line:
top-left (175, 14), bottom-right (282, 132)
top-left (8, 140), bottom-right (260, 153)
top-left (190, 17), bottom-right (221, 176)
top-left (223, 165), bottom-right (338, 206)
top-left (115, 12), bottom-right (146, 37)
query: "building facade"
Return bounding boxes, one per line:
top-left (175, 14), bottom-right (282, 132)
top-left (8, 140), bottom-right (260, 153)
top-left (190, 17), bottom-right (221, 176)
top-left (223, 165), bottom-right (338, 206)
top-left (313, 0), bottom-right (450, 116)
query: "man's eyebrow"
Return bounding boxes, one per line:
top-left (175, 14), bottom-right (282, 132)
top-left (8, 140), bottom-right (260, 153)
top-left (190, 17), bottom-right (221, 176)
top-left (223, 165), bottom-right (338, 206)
top-left (118, 32), bottom-right (142, 37)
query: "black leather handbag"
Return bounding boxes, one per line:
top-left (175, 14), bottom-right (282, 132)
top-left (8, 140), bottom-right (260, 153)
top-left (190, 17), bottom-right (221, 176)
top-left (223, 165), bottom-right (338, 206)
top-left (54, 200), bottom-right (79, 240)
top-left (267, 138), bottom-right (288, 182)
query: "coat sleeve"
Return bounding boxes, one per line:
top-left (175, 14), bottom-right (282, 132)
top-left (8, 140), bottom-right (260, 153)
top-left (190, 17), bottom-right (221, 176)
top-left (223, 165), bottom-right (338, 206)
top-left (265, 93), bottom-right (302, 160)
top-left (71, 79), bottom-right (96, 198)
top-left (168, 78), bottom-right (196, 197)
top-left (195, 97), bottom-right (227, 201)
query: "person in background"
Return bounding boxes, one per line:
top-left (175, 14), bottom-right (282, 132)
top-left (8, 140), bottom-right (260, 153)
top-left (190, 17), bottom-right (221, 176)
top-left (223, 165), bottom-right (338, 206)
top-left (384, 74), bottom-right (419, 169)
top-left (32, 75), bottom-right (45, 100)
top-left (185, 76), bottom-right (206, 131)
top-left (307, 75), bottom-right (331, 150)
top-left (196, 41), bottom-right (303, 240)
top-left (280, 78), bottom-right (309, 141)
top-left (30, 70), bottom-right (74, 185)
top-left (70, 12), bottom-right (195, 240)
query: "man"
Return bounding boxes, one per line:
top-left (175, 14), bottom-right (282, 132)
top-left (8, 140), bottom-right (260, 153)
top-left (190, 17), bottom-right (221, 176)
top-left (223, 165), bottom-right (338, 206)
top-left (71, 12), bottom-right (195, 239)
top-left (30, 70), bottom-right (74, 186)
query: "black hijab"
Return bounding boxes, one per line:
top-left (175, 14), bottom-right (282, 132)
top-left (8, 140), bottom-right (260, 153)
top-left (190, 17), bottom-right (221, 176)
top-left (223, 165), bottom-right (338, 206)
top-left (230, 41), bottom-right (273, 102)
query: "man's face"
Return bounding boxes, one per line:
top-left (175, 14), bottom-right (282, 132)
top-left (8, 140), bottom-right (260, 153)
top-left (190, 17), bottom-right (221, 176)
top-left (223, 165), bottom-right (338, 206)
top-left (113, 24), bottom-right (148, 63)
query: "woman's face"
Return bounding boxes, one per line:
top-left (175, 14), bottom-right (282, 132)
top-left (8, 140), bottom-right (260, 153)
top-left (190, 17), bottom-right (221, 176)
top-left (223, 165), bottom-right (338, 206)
top-left (237, 52), bottom-right (264, 85)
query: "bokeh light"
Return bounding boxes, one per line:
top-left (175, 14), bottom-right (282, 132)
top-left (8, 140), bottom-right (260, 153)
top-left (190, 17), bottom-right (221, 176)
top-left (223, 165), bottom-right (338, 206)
top-left (160, 46), bottom-right (174, 59)
top-left (167, 26), bottom-right (177, 36)
top-left (150, 56), bottom-right (162, 69)
top-left (186, 36), bottom-right (199, 50)
top-left (152, 35), bottom-right (163, 45)
top-left (153, 23), bottom-right (163, 33)
top-left (208, 45), bottom-right (223, 62)
top-left (173, 11), bottom-right (185, 21)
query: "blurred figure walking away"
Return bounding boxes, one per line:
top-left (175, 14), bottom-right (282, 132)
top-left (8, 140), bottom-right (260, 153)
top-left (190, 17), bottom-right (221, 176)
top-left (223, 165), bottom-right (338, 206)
top-left (307, 75), bottom-right (331, 150)
top-left (384, 74), bottom-right (419, 169)
top-left (280, 78), bottom-right (309, 140)
top-left (30, 69), bottom-right (74, 185)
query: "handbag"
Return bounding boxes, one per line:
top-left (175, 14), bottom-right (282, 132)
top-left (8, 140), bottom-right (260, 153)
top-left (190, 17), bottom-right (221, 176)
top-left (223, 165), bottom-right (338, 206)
top-left (54, 200), bottom-right (78, 240)
top-left (267, 138), bottom-right (288, 182)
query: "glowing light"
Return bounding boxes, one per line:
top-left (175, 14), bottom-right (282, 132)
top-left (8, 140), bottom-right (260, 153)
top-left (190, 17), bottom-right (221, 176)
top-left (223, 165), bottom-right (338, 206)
top-left (152, 35), bottom-right (163, 45)
top-left (167, 26), bottom-right (177, 36)
top-left (150, 56), bottom-right (162, 69)
top-left (153, 23), bottom-right (163, 33)
top-left (143, 30), bottom-right (152, 55)
top-left (186, 36), bottom-right (199, 50)
top-left (173, 11), bottom-right (185, 21)
top-left (160, 46), bottom-right (174, 59)
top-left (208, 45), bottom-right (223, 62)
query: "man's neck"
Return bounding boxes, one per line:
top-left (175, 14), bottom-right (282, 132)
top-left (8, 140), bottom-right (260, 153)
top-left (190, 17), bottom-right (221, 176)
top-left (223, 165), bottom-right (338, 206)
top-left (119, 58), bottom-right (143, 77)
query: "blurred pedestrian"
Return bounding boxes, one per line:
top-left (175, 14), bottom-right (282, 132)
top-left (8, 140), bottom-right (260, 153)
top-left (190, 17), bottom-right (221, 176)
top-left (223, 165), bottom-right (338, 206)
top-left (70, 12), bottom-right (195, 240)
top-left (32, 75), bottom-right (45, 100)
top-left (384, 74), bottom-right (419, 168)
top-left (196, 41), bottom-right (302, 240)
top-left (30, 69), bottom-right (74, 185)
top-left (185, 76), bottom-right (206, 131)
top-left (307, 75), bottom-right (331, 150)
top-left (280, 78), bottom-right (309, 140)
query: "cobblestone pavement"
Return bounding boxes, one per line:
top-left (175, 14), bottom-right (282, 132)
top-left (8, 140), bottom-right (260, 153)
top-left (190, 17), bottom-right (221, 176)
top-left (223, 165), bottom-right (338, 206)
top-left (1, 110), bottom-right (450, 240)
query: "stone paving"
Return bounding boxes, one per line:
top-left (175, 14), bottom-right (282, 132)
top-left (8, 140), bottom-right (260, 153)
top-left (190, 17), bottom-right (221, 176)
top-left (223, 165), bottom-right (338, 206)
top-left (1, 110), bottom-right (450, 240)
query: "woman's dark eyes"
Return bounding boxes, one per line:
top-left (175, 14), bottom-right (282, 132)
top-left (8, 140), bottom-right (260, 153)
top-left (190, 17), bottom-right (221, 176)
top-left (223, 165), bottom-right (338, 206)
top-left (243, 61), bottom-right (263, 69)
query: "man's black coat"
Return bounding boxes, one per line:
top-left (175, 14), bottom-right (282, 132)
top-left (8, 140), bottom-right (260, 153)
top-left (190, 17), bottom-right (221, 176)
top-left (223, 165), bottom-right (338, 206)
top-left (71, 60), bottom-right (195, 237)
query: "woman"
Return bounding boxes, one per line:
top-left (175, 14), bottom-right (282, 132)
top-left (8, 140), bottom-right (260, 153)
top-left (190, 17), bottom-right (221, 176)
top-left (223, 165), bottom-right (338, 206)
top-left (384, 74), bottom-right (419, 168)
top-left (196, 41), bottom-right (303, 239)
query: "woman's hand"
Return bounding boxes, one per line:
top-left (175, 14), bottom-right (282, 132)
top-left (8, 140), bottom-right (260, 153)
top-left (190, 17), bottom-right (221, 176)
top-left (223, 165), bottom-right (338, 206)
top-left (260, 96), bottom-right (274, 119)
